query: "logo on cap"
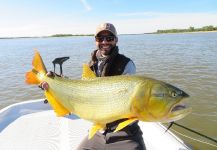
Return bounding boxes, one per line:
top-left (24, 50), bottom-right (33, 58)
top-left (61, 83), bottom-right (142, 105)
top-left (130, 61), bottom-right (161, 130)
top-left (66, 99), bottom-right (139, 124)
top-left (100, 23), bottom-right (110, 29)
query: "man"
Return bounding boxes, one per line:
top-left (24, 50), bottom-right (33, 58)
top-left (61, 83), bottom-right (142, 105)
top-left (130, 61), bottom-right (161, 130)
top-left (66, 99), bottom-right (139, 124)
top-left (40, 23), bottom-right (145, 150)
top-left (88, 23), bottom-right (136, 77)
top-left (77, 23), bottom-right (145, 150)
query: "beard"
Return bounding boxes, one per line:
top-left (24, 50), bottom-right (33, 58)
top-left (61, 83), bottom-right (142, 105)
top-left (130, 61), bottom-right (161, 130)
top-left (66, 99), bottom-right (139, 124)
top-left (98, 44), bottom-right (116, 56)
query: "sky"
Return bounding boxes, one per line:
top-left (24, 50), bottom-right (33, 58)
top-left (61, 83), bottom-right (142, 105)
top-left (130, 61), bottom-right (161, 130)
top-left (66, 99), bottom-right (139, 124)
top-left (1, 0), bottom-right (217, 37)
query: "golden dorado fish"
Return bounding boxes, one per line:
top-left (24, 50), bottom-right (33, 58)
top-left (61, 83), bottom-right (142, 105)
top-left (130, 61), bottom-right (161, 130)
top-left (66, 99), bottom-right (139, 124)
top-left (25, 50), bottom-right (191, 139)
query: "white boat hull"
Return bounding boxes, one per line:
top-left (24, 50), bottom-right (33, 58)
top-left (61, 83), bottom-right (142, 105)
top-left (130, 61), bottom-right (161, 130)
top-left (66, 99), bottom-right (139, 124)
top-left (0, 99), bottom-right (191, 150)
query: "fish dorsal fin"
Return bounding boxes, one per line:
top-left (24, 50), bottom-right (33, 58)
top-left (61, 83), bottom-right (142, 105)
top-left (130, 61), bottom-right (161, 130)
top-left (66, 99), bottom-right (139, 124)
top-left (45, 91), bottom-right (70, 117)
top-left (82, 64), bottom-right (96, 80)
top-left (33, 49), bottom-right (47, 74)
top-left (89, 123), bottom-right (104, 139)
top-left (114, 118), bottom-right (138, 132)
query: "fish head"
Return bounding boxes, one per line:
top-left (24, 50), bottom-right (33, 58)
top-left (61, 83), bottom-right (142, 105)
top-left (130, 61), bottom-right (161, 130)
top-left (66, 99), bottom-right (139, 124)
top-left (133, 79), bottom-right (192, 122)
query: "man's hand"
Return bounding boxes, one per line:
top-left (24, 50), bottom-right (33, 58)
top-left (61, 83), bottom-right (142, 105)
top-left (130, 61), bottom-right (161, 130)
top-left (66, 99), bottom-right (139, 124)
top-left (38, 71), bottom-right (55, 90)
top-left (46, 71), bottom-right (56, 77)
top-left (38, 81), bottom-right (49, 90)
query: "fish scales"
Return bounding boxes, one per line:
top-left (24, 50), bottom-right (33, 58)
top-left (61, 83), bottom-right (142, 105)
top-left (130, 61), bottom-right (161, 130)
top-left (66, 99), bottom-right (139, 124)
top-left (44, 76), bottom-right (140, 122)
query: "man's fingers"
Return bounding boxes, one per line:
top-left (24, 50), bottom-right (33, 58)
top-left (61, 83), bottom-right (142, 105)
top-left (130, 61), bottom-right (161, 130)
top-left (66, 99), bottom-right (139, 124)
top-left (47, 71), bottom-right (55, 77)
top-left (38, 71), bottom-right (55, 90)
top-left (41, 82), bottom-right (49, 90)
top-left (38, 82), bottom-right (49, 90)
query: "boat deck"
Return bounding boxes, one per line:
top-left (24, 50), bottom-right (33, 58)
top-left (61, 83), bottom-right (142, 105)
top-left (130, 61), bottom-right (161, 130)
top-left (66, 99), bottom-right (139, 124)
top-left (0, 99), bottom-right (190, 150)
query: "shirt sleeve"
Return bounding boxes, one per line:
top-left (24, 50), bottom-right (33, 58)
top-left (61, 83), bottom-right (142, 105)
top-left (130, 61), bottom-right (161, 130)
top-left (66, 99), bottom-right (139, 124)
top-left (122, 60), bottom-right (136, 75)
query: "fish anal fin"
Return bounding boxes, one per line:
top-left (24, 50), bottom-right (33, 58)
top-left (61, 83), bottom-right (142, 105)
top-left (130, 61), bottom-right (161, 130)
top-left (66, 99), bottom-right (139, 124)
top-left (45, 91), bottom-right (70, 116)
top-left (82, 64), bottom-right (96, 80)
top-left (88, 124), bottom-right (104, 139)
top-left (114, 118), bottom-right (138, 132)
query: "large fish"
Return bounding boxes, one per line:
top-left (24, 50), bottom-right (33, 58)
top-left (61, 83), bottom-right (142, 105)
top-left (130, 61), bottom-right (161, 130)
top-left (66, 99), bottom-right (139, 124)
top-left (25, 50), bottom-right (191, 139)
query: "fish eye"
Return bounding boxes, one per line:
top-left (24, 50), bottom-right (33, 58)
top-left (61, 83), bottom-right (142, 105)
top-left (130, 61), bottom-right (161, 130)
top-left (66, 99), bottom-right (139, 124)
top-left (171, 91), bottom-right (178, 97)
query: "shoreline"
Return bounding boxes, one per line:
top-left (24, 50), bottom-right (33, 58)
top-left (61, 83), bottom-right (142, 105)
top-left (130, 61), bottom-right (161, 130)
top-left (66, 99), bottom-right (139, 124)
top-left (0, 34), bottom-right (94, 39)
top-left (1, 31), bottom-right (217, 39)
top-left (151, 30), bottom-right (217, 35)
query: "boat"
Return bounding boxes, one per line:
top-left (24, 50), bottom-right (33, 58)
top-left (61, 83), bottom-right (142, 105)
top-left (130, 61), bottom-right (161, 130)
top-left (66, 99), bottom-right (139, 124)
top-left (0, 99), bottom-right (191, 150)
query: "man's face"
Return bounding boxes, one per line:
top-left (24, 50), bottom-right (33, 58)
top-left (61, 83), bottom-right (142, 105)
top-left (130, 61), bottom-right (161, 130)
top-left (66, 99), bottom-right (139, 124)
top-left (95, 31), bottom-right (118, 56)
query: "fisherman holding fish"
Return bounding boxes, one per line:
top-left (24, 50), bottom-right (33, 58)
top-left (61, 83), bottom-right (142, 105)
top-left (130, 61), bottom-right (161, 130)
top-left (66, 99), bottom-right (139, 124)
top-left (27, 22), bottom-right (191, 150)
top-left (40, 23), bottom-right (146, 150)
top-left (77, 23), bottom-right (146, 150)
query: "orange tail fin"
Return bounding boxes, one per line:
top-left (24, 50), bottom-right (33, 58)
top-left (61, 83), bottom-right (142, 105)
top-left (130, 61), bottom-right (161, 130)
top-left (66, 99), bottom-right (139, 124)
top-left (25, 50), bottom-right (47, 84)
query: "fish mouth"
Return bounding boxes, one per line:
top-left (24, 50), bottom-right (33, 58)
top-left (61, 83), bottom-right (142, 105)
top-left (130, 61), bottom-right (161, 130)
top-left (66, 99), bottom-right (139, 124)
top-left (168, 99), bottom-right (192, 122)
top-left (170, 99), bottom-right (191, 113)
top-left (170, 93), bottom-right (190, 113)
top-left (171, 104), bottom-right (187, 112)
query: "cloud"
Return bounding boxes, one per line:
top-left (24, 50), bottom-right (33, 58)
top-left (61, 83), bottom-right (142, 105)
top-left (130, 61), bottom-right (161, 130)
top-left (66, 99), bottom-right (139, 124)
top-left (113, 12), bottom-right (217, 34)
top-left (0, 20), bottom-right (97, 37)
top-left (80, 0), bottom-right (92, 11)
top-left (1, 11), bottom-right (217, 37)
top-left (116, 11), bottom-right (217, 19)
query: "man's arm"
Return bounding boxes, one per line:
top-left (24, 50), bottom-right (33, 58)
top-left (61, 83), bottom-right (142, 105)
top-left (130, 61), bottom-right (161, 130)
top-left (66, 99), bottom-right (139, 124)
top-left (122, 60), bottom-right (136, 75)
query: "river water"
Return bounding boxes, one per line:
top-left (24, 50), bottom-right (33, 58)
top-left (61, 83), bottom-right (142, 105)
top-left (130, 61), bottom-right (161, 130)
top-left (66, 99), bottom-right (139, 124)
top-left (0, 33), bottom-right (216, 149)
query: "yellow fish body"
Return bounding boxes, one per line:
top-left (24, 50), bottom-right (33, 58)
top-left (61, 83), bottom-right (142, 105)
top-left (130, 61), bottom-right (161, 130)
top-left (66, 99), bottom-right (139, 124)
top-left (26, 50), bottom-right (191, 139)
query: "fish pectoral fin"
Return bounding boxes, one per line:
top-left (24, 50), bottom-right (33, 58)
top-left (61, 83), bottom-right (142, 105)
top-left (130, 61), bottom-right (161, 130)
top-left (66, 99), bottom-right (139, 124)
top-left (82, 64), bottom-right (96, 80)
top-left (45, 91), bottom-right (70, 117)
top-left (114, 118), bottom-right (138, 132)
top-left (88, 124), bottom-right (104, 139)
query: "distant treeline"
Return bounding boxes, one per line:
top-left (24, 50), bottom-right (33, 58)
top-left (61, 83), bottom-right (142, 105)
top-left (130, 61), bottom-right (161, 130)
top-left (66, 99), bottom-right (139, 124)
top-left (156, 25), bottom-right (217, 33)
top-left (51, 34), bottom-right (94, 37)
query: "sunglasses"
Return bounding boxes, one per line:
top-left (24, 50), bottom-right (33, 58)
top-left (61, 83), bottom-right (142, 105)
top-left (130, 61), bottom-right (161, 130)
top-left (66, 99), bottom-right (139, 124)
top-left (95, 36), bottom-right (115, 42)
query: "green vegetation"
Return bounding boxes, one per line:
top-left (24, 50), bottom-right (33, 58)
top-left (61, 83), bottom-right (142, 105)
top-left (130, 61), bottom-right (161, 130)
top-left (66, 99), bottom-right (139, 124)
top-left (0, 34), bottom-right (94, 39)
top-left (156, 25), bottom-right (217, 33)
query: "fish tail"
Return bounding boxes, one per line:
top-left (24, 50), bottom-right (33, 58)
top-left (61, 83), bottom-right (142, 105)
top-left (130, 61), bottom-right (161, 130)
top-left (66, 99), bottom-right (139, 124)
top-left (25, 50), bottom-right (47, 84)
